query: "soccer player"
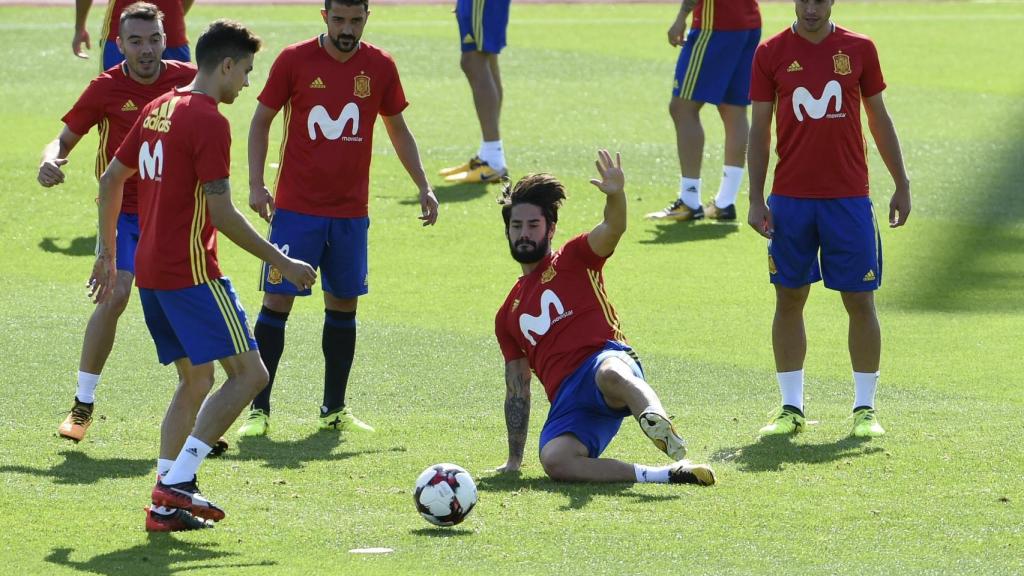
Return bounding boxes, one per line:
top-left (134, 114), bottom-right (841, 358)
top-left (747, 0), bottom-right (911, 437)
top-left (437, 0), bottom-right (511, 184)
top-left (494, 150), bottom-right (715, 486)
top-left (646, 0), bottom-right (761, 222)
top-left (73, 0), bottom-right (193, 69)
top-left (240, 0), bottom-right (438, 437)
top-left (39, 2), bottom-right (196, 443)
top-left (91, 19), bottom-right (317, 531)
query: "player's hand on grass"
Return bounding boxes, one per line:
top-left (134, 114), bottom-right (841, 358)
top-left (280, 257), bottom-right (317, 292)
top-left (249, 184), bottom-right (275, 222)
top-left (668, 17), bottom-right (687, 47)
top-left (38, 158), bottom-right (69, 187)
top-left (589, 149), bottom-right (624, 196)
top-left (888, 184), bottom-right (911, 228)
top-left (418, 187), bottom-right (439, 226)
top-left (88, 253), bottom-right (116, 304)
top-left (748, 202), bottom-right (774, 239)
top-left (73, 28), bottom-right (91, 59)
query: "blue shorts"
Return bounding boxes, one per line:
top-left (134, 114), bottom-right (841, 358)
top-left (115, 212), bottom-right (139, 273)
top-left (768, 195), bottom-right (882, 292)
top-left (139, 277), bottom-right (257, 365)
top-left (456, 0), bottom-right (510, 54)
top-left (672, 27), bottom-right (760, 105)
top-left (539, 341), bottom-right (641, 459)
top-left (259, 208), bottom-right (369, 299)
top-left (102, 41), bottom-right (191, 70)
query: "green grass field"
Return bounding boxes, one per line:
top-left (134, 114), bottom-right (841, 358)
top-left (1, 2), bottom-right (1022, 574)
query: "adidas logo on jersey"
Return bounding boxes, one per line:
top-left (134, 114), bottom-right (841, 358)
top-left (310, 77), bottom-right (326, 89)
top-left (122, 100), bottom-right (138, 111)
top-left (787, 61), bottom-right (803, 72)
top-left (142, 96), bottom-right (180, 133)
top-left (863, 270), bottom-right (876, 282)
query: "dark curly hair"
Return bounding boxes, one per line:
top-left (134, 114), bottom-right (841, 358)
top-left (499, 173), bottom-right (567, 230)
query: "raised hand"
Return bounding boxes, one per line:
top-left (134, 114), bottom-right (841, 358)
top-left (589, 149), bottom-right (624, 196)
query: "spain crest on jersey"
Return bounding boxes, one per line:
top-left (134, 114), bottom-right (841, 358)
top-left (354, 74), bottom-right (371, 98)
top-left (833, 52), bottom-right (852, 76)
top-left (541, 266), bottom-right (557, 284)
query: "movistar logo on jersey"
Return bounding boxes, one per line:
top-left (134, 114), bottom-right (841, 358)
top-left (792, 80), bottom-right (845, 121)
top-left (307, 102), bottom-right (362, 142)
top-left (139, 140), bottom-right (164, 181)
top-left (142, 96), bottom-right (180, 133)
top-left (519, 289), bottom-right (574, 346)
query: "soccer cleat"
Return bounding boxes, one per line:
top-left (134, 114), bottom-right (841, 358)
top-left (145, 506), bottom-right (214, 532)
top-left (638, 411), bottom-right (687, 461)
top-left (319, 406), bottom-right (375, 433)
top-left (703, 202), bottom-right (737, 221)
top-left (439, 156), bottom-right (477, 177)
top-left (644, 198), bottom-right (704, 221)
top-left (758, 406), bottom-right (806, 436)
top-left (151, 477), bottom-right (225, 522)
top-left (851, 407), bottom-right (886, 437)
top-left (58, 398), bottom-right (94, 442)
top-left (237, 409), bottom-right (270, 438)
top-left (443, 159), bottom-right (507, 184)
top-left (668, 460), bottom-right (716, 486)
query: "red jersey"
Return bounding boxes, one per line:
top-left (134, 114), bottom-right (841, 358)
top-left (495, 234), bottom-right (626, 402)
top-left (750, 25), bottom-right (886, 199)
top-left (115, 88), bottom-right (230, 290)
top-left (101, 0), bottom-right (188, 47)
top-left (258, 37), bottom-right (409, 218)
top-left (691, 0), bottom-right (761, 31)
top-left (61, 61), bottom-right (196, 214)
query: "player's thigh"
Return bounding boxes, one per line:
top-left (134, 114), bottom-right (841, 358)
top-left (139, 287), bottom-right (188, 365)
top-left (157, 278), bottom-right (257, 366)
top-left (673, 29), bottom-right (746, 103)
top-left (539, 434), bottom-right (590, 470)
top-left (721, 28), bottom-right (761, 106)
top-left (260, 208), bottom-right (328, 297)
top-left (818, 197), bottom-right (882, 292)
top-left (456, 0), bottom-right (509, 54)
top-left (321, 217), bottom-right (369, 300)
top-left (163, 44), bottom-right (191, 63)
top-left (768, 195), bottom-right (822, 288)
top-left (115, 212), bottom-right (140, 274)
top-left (594, 350), bottom-right (645, 410)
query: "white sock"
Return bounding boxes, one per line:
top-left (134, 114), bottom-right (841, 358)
top-left (477, 140), bottom-right (506, 171)
top-left (162, 436), bottom-right (212, 485)
top-left (715, 165), bottom-right (744, 208)
top-left (157, 458), bottom-right (175, 478)
top-left (776, 369), bottom-right (804, 412)
top-left (679, 177), bottom-right (701, 209)
top-left (634, 464), bottom-right (672, 484)
top-left (76, 371), bottom-right (100, 404)
top-left (853, 371), bottom-right (879, 410)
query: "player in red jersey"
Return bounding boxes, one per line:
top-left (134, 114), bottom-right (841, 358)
top-left (74, 0), bottom-right (193, 69)
top-left (91, 20), bottom-right (316, 531)
top-left (39, 3), bottom-right (196, 443)
top-left (494, 150), bottom-right (715, 486)
top-left (239, 0), bottom-right (438, 438)
top-left (747, 0), bottom-right (911, 438)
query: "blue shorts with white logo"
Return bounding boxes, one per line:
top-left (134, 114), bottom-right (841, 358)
top-left (768, 195), bottom-right (882, 292)
top-left (139, 277), bottom-right (256, 365)
top-left (456, 0), bottom-right (511, 54)
top-left (102, 41), bottom-right (191, 70)
top-left (672, 27), bottom-right (760, 105)
top-left (115, 212), bottom-right (139, 273)
top-left (259, 208), bottom-right (369, 299)
top-left (539, 341), bottom-right (641, 459)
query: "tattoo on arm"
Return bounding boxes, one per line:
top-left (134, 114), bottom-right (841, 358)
top-left (504, 362), bottom-right (531, 459)
top-left (202, 178), bottom-right (230, 196)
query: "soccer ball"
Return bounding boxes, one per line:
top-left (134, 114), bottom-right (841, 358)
top-left (412, 463), bottom-right (478, 527)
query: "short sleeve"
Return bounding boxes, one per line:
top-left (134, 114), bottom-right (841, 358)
top-left (749, 42), bottom-right (776, 102)
top-left (113, 110), bottom-right (145, 169)
top-left (379, 55), bottom-right (409, 117)
top-left (495, 302), bottom-right (525, 362)
top-left (61, 77), bottom-right (108, 136)
top-left (563, 234), bottom-right (607, 270)
top-left (193, 113), bottom-right (231, 183)
top-left (257, 49), bottom-right (294, 112)
top-left (859, 39), bottom-right (886, 98)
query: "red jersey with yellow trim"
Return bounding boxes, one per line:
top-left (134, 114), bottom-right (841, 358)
top-left (61, 61), bottom-right (196, 214)
top-left (495, 234), bottom-right (626, 402)
top-left (101, 0), bottom-right (188, 47)
top-left (750, 24), bottom-right (886, 199)
top-left (257, 37), bottom-right (409, 218)
top-left (691, 0), bottom-right (761, 31)
top-left (115, 88), bottom-right (229, 290)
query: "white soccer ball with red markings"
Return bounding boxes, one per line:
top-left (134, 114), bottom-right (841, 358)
top-left (413, 463), bottom-right (478, 527)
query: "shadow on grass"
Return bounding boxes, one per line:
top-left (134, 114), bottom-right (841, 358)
top-left (0, 450), bottom-right (151, 485)
top-left (400, 181), bottom-right (491, 205)
top-left (39, 235), bottom-right (96, 257)
top-left (224, 431), bottom-right (406, 470)
top-left (710, 435), bottom-right (883, 473)
top-left (639, 221), bottom-right (739, 244)
top-left (410, 526), bottom-right (475, 538)
top-left (45, 537), bottom-right (275, 576)
top-left (475, 473), bottom-right (679, 511)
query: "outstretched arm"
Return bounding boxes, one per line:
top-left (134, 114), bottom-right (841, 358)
top-left (864, 92), bottom-right (911, 227)
top-left (38, 125), bottom-right (84, 187)
top-left (497, 358), bottom-right (531, 473)
top-left (747, 100), bottom-right (775, 238)
top-left (586, 149), bottom-right (626, 258)
top-left (381, 112), bottom-right (438, 226)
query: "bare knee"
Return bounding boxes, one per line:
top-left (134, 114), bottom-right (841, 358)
top-left (461, 51), bottom-right (487, 77)
top-left (540, 451), bottom-right (573, 482)
top-left (841, 292), bottom-right (876, 318)
top-left (263, 293), bottom-right (295, 314)
top-left (670, 97), bottom-right (702, 123)
top-left (775, 286), bottom-right (809, 316)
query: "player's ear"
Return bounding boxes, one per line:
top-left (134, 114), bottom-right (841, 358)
top-left (116, 37), bottom-right (125, 56)
top-left (321, 9), bottom-right (328, 24)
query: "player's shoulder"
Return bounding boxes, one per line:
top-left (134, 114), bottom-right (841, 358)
top-left (358, 42), bottom-right (399, 67)
top-left (759, 26), bottom-right (795, 51)
top-left (162, 60), bottom-right (198, 78)
top-left (833, 25), bottom-right (878, 51)
top-left (279, 37), bottom-right (322, 59)
top-left (85, 65), bottom-right (123, 93)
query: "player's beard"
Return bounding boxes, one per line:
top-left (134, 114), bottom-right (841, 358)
top-left (330, 32), bottom-right (360, 53)
top-left (509, 236), bottom-right (550, 264)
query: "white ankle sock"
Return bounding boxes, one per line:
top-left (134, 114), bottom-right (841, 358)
top-left (162, 436), bottom-right (212, 485)
top-left (679, 177), bottom-right (702, 209)
top-left (853, 371), bottom-right (879, 409)
top-left (478, 140), bottom-right (506, 171)
top-left (634, 464), bottom-right (671, 484)
top-left (715, 165), bottom-right (744, 208)
top-left (776, 369), bottom-right (804, 412)
top-left (76, 371), bottom-right (100, 404)
top-left (157, 458), bottom-right (175, 478)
